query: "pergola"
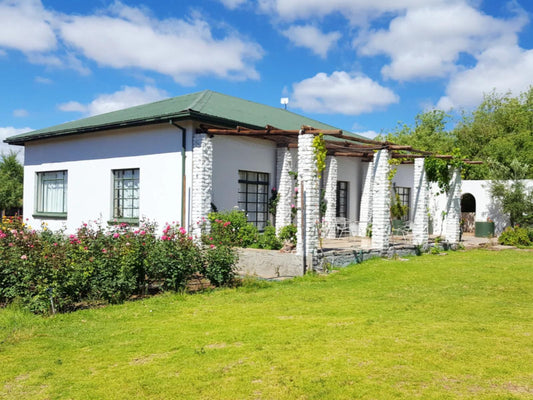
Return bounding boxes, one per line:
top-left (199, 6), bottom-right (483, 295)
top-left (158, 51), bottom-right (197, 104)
top-left (192, 124), bottom-right (478, 270)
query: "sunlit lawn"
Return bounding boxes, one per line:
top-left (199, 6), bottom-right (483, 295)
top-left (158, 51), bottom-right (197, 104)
top-left (1, 249), bottom-right (532, 399)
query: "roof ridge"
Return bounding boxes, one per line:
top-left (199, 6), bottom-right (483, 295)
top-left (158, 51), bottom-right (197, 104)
top-left (187, 89), bottom-right (212, 111)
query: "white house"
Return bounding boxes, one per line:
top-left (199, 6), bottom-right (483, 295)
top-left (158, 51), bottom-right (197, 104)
top-left (6, 90), bottom-right (467, 264)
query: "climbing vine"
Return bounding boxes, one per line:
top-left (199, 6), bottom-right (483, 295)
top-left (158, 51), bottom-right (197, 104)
top-left (387, 158), bottom-right (402, 183)
top-left (312, 132), bottom-right (327, 179)
top-left (425, 148), bottom-right (466, 194)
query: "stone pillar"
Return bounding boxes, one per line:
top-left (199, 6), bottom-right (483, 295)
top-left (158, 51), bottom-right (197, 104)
top-left (191, 133), bottom-right (213, 239)
top-left (412, 158), bottom-right (429, 246)
top-left (444, 167), bottom-right (461, 244)
top-left (358, 160), bottom-right (375, 236)
top-left (323, 156), bottom-right (337, 239)
top-left (296, 133), bottom-right (320, 260)
top-left (371, 149), bottom-right (391, 252)
top-left (275, 147), bottom-right (294, 233)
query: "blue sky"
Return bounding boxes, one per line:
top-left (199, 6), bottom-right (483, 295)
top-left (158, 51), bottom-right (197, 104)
top-left (1, 0), bottom-right (533, 158)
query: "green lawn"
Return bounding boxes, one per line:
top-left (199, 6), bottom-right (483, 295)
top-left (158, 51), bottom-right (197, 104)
top-left (1, 249), bottom-right (532, 399)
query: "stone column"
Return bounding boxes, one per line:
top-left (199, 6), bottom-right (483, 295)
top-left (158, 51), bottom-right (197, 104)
top-left (358, 160), bottom-right (375, 236)
top-left (296, 133), bottom-right (320, 260)
top-left (444, 167), bottom-right (461, 244)
top-left (371, 149), bottom-right (391, 252)
top-left (275, 147), bottom-right (294, 233)
top-left (412, 158), bottom-right (429, 246)
top-left (323, 156), bottom-right (337, 239)
top-left (191, 133), bottom-right (213, 239)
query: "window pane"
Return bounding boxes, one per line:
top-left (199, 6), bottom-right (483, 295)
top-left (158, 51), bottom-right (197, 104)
top-left (36, 171), bottom-right (67, 213)
top-left (113, 169), bottom-right (140, 220)
top-left (238, 170), bottom-right (269, 231)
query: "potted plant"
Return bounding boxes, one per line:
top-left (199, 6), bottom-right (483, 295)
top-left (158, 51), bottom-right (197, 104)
top-left (390, 192), bottom-right (409, 234)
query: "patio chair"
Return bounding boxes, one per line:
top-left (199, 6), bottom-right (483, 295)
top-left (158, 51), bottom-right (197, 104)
top-left (336, 217), bottom-right (350, 238)
top-left (398, 221), bottom-right (412, 241)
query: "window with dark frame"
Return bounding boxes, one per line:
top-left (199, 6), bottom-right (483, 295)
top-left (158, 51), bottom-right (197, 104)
top-left (336, 181), bottom-right (348, 218)
top-left (112, 169), bottom-right (139, 220)
top-left (238, 170), bottom-right (269, 231)
top-left (394, 186), bottom-right (411, 221)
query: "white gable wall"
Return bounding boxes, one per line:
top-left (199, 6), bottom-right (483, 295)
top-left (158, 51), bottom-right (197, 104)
top-left (24, 123), bottom-right (192, 233)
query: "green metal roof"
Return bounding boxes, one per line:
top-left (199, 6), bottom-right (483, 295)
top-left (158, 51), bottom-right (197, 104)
top-left (5, 90), bottom-right (362, 145)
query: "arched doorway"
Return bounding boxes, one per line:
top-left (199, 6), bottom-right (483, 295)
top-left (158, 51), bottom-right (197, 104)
top-left (461, 193), bottom-right (476, 232)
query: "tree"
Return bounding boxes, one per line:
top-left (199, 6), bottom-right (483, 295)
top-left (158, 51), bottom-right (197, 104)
top-left (454, 88), bottom-right (533, 179)
top-left (0, 151), bottom-right (23, 216)
top-left (489, 159), bottom-right (533, 226)
top-left (381, 109), bottom-right (455, 154)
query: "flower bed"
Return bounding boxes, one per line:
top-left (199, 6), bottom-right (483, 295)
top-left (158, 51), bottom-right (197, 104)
top-left (0, 216), bottom-right (237, 314)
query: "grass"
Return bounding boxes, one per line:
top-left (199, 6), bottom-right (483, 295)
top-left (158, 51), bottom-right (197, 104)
top-left (1, 249), bottom-right (532, 399)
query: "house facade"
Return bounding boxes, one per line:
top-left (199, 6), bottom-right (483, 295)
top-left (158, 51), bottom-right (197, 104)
top-left (6, 90), bottom-right (465, 265)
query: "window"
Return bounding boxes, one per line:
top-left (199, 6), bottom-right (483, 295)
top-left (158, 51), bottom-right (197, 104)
top-left (394, 186), bottom-right (410, 221)
top-left (238, 170), bottom-right (269, 230)
top-left (112, 169), bottom-right (139, 221)
top-left (36, 171), bottom-right (68, 215)
top-left (336, 181), bottom-right (348, 218)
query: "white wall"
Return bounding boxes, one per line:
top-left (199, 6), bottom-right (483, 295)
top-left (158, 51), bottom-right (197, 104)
top-left (336, 157), bottom-right (362, 220)
top-left (211, 136), bottom-right (276, 212)
top-left (430, 179), bottom-right (533, 235)
top-left (24, 123), bottom-right (190, 233)
top-left (392, 163), bottom-right (415, 220)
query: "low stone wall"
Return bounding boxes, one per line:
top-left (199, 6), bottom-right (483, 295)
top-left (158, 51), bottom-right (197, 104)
top-left (313, 244), bottom-right (424, 272)
top-left (236, 248), bottom-right (303, 278)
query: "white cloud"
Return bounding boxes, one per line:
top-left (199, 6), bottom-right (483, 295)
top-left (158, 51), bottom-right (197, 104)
top-left (58, 85), bottom-right (169, 117)
top-left (58, 3), bottom-right (263, 85)
top-left (437, 44), bottom-right (533, 109)
top-left (35, 76), bottom-right (53, 84)
top-left (357, 2), bottom-right (525, 81)
top-left (219, 0), bottom-right (248, 9)
top-left (354, 130), bottom-right (379, 139)
top-left (291, 71), bottom-right (399, 115)
top-left (0, 127), bottom-right (30, 161)
top-left (282, 25), bottom-right (341, 58)
top-left (0, 0), bottom-right (56, 53)
top-left (258, 0), bottom-right (444, 23)
top-left (13, 109), bottom-right (28, 117)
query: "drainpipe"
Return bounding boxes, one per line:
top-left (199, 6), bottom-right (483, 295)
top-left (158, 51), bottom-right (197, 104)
top-left (170, 120), bottom-right (187, 227)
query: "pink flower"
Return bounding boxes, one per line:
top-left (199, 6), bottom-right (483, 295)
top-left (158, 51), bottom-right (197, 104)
top-left (224, 221), bottom-right (231, 227)
top-left (294, 187), bottom-right (298, 193)
top-left (84, 246), bottom-right (88, 251)
top-left (179, 227), bottom-right (186, 235)
top-left (291, 204), bottom-right (295, 208)
top-left (20, 255), bottom-right (27, 260)
top-left (210, 244), bottom-right (215, 249)
top-left (140, 230), bottom-right (146, 235)
top-left (102, 248), bottom-right (107, 253)
top-left (53, 242), bottom-right (58, 246)
top-left (113, 233), bottom-right (120, 238)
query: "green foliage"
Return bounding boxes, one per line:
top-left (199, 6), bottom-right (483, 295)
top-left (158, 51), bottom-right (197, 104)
top-left (0, 152), bottom-right (23, 214)
top-left (390, 192), bottom-right (408, 219)
top-left (489, 159), bottom-right (533, 226)
top-left (455, 88), bottom-right (533, 179)
top-left (381, 110), bottom-right (455, 154)
top-left (425, 149), bottom-right (465, 194)
top-left (278, 224), bottom-right (297, 244)
top-left (0, 217), bottom-right (238, 313)
top-left (498, 226), bottom-right (532, 247)
top-left (208, 210), bottom-right (258, 247)
top-left (203, 244), bottom-right (239, 286)
top-left (268, 187), bottom-right (279, 217)
top-left (312, 132), bottom-right (327, 178)
top-left (252, 225), bottom-right (282, 250)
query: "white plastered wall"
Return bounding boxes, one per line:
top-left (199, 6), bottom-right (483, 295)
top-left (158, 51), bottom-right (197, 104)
top-left (24, 123), bottom-right (193, 233)
top-left (336, 157), bottom-right (362, 220)
top-left (211, 136), bottom-right (276, 212)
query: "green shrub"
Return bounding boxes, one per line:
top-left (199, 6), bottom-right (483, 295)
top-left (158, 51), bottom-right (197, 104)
top-left (498, 226), bottom-right (532, 247)
top-left (203, 244), bottom-right (238, 286)
top-left (253, 225), bottom-right (282, 250)
top-left (279, 224), bottom-right (297, 244)
top-left (207, 210), bottom-right (258, 247)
